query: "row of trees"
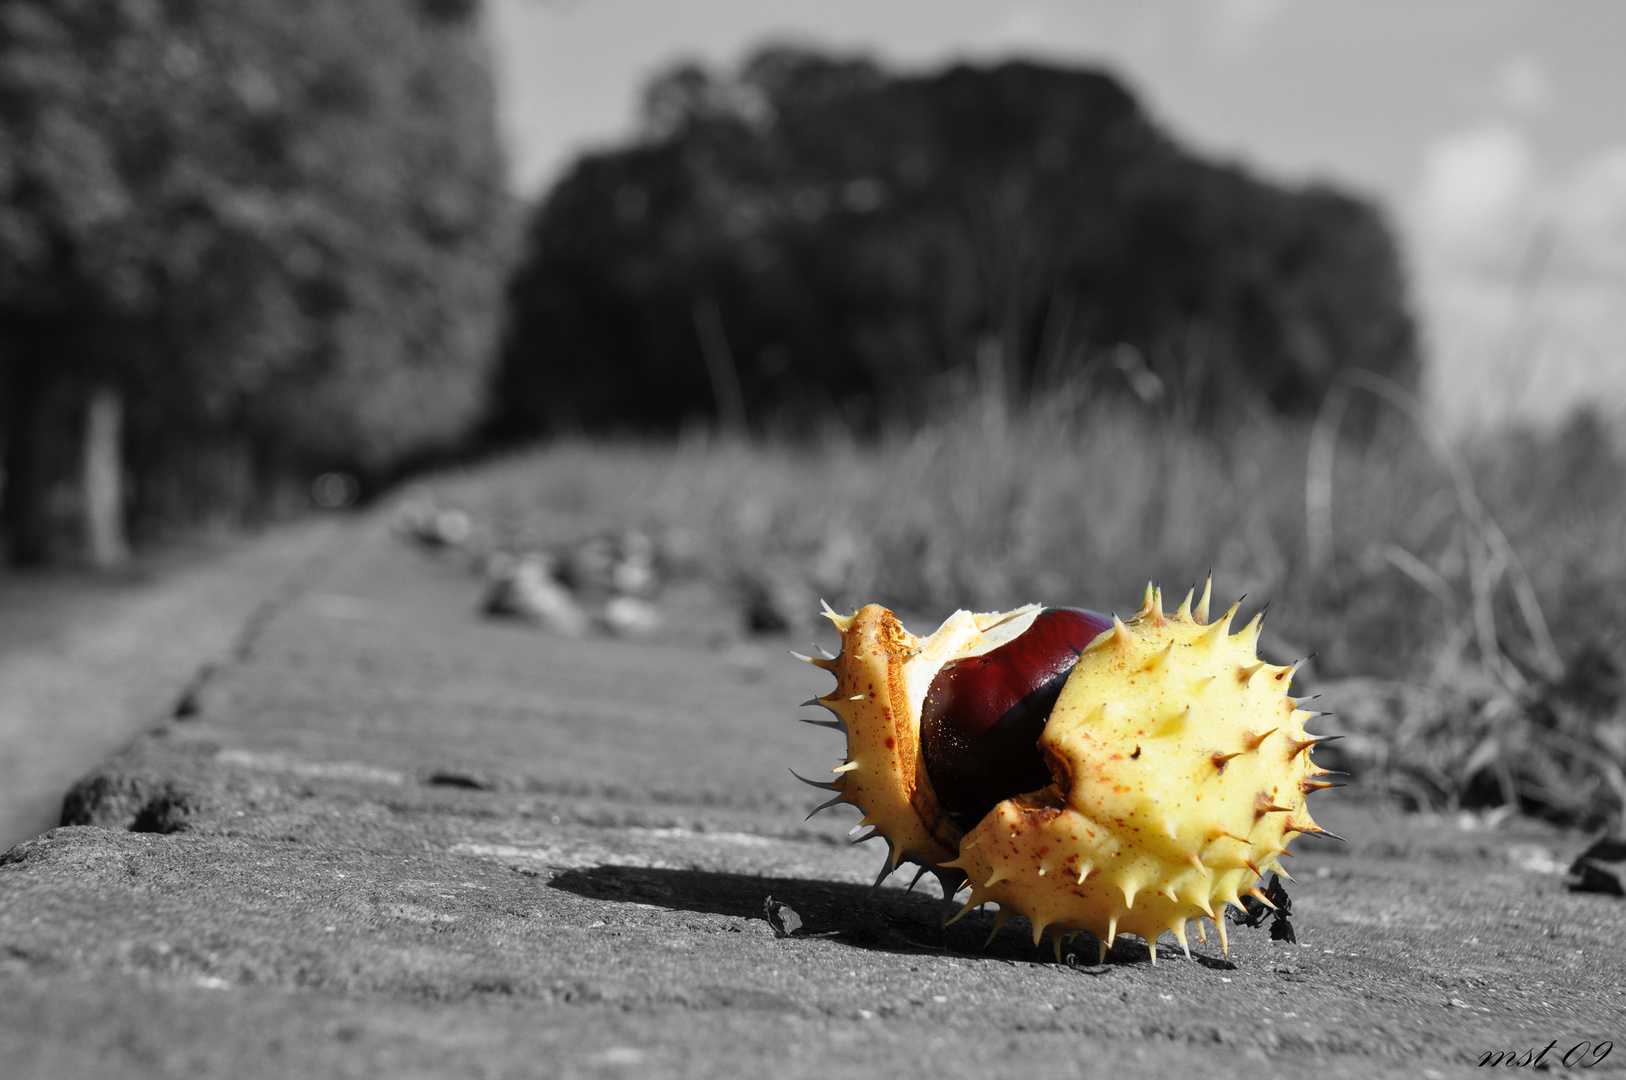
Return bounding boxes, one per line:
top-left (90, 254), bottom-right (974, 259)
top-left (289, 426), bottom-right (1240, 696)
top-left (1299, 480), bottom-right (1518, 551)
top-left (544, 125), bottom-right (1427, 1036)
top-left (0, 0), bottom-right (508, 564)
top-left (491, 48), bottom-right (1418, 439)
top-left (1, 28), bottom-right (1424, 565)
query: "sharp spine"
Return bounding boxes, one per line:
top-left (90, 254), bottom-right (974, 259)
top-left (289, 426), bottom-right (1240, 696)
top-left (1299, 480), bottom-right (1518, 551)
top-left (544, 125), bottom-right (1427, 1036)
top-left (1155, 704), bottom-right (1190, 737)
top-left (805, 794), bottom-right (845, 819)
top-left (1172, 919), bottom-right (1191, 959)
top-left (789, 769), bottom-right (836, 790)
top-left (1255, 791), bottom-right (1294, 816)
top-left (1247, 601), bottom-right (1271, 641)
top-left (1243, 727), bottom-right (1278, 751)
top-left (798, 717), bottom-right (843, 730)
top-left (1176, 587), bottom-right (1195, 621)
top-left (1146, 641), bottom-right (1175, 673)
top-left (1198, 600), bottom-right (1239, 646)
top-left (819, 599), bottom-right (854, 633)
top-left (1111, 615), bottom-right (1134, 650)
top-left (1274, 653), bottom-right (1316, 683)
top-left (944, 895), bottom-right (982, 927)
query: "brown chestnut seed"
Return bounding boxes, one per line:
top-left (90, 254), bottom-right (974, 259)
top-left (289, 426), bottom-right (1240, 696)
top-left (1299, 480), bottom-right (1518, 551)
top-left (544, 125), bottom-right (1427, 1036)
top-left (921, 607), bottom-right (1112, 827)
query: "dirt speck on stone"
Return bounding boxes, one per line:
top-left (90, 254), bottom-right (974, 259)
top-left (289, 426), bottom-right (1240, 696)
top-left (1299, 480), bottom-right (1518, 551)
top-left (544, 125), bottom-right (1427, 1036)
top-left (1566, 834), bottom-right (1626, 895)
top-left (763, 896), bottom-right (802, 938)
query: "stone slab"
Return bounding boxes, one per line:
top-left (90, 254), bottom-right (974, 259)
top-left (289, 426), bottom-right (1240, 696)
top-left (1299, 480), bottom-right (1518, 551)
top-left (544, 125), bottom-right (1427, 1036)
top-left (1, 518), bottom-right (1621, 1079)
top-left (0, 521), bottom-right (343, 846)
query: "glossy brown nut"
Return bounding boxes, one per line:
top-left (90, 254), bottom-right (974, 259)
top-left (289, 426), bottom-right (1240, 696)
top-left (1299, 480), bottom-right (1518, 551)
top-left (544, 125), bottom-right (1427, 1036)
top-left (920, 607), bottom-right (1111, 827)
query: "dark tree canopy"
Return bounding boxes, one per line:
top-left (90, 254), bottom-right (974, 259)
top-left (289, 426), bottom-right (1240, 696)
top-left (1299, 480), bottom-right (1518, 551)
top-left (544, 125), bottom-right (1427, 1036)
top-left (0, 0), bottom-right (509, 561)
top-left (492, 47), bottom-right (1418, 439)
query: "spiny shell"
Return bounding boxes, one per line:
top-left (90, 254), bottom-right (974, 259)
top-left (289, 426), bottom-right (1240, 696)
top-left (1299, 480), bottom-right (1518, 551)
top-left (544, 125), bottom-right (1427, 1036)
top-left (801, 602), bottom-right (1047, 872)
top-left (800, 582), bottom-right (1334, 963)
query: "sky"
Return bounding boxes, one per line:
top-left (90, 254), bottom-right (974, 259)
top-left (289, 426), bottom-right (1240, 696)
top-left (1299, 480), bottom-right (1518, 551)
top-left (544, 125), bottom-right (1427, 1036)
top-left (484, 0), bottom-right (1626, 432)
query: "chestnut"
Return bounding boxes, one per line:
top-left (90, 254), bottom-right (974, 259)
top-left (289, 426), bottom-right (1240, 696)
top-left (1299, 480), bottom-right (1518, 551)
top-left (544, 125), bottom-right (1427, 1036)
top-left (920, 607), bottom-right (1111, 826)
top-left (800, 586), bottom-right (1332, 963)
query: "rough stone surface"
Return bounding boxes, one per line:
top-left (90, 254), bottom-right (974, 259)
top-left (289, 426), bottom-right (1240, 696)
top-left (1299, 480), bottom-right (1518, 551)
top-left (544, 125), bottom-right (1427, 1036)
top-left (2, 518), bottom-right (1622, 1079)
top-left (0, 522), bottom-right (341, 846)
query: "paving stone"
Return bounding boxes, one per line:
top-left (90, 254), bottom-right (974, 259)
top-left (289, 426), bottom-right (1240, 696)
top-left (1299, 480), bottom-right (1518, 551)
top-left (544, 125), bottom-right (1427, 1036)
top-left (2, 518), bottom-right (1621, 1079)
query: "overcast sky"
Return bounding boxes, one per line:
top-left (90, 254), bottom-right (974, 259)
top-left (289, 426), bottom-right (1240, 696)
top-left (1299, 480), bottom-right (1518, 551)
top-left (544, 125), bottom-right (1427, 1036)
top-left (485, 0), bottom-right (1626, 431)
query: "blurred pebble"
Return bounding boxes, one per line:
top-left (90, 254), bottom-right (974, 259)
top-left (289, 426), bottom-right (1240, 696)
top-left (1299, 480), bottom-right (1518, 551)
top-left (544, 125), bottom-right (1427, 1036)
top-left (603, 595), bottom-right (662, 637)
top-left (310, 471), bottom-right (360, 510)
top-left (393, 488), bottom-right (473, 549)
top-left (611, 530), bottom-right (658, 596)
top-left (656, 526), bottom-right (706, 577)
top-left (560, 535), bottom-right (617, 594)
top-left (483, 554), bottom-right (588, 635)
top-left (808, 527), bottom-right (860, 595)
top-left (430, 508), bottom-right (472, 547)
top-left (739, 562), bottom-right (812, 635)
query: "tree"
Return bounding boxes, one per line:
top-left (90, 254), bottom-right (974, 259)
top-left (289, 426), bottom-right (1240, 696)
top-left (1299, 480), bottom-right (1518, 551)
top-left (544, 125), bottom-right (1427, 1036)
top-left (491, 47), bottom-right (1418, 440)
top-left (0, 0), bottom-right (509, 564)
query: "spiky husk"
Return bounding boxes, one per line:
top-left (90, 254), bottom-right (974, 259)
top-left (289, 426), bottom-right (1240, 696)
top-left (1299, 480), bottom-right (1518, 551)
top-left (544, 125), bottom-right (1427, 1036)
top-left (801, 583), bottom-right (1332, 963)
top-left (802, 602), bottom-right (1046, 870)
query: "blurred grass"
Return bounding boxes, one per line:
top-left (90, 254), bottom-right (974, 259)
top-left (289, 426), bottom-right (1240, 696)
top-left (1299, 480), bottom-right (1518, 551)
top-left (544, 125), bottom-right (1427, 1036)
top-left (436, 389), bottom-right (1626, 829)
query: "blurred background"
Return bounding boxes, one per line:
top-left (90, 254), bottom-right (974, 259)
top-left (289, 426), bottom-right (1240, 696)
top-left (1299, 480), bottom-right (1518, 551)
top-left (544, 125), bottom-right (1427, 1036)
top-left (2, 1), bottom-right (1623, 828)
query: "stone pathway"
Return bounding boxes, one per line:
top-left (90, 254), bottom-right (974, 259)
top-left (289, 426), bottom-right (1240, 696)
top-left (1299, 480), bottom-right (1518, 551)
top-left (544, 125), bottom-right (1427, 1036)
top-left (1, 516), bottom-right (1620, 1079)
top-left (0, 521), bottom-right (341, 847)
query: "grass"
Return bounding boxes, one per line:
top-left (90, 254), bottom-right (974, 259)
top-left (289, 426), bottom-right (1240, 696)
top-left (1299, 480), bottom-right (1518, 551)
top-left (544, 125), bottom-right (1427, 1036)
top-left (433, 386), bottom-right (1626, 830)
